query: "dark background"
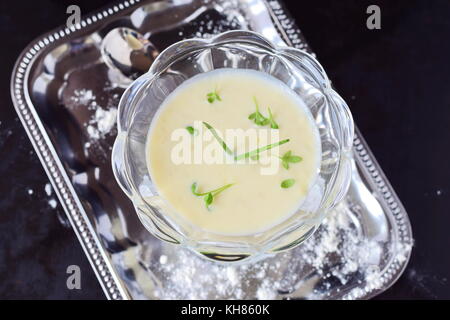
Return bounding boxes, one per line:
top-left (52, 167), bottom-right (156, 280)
top-left (0, 0), bottom-right (449, 299)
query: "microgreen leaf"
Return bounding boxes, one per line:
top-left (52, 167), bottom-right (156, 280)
top-left (234, 139), bottom-right (290, 161)
top-left (249, 97), bottom-right (269, 126)
top-left (280, 150), bottom-right (303, 169)
top-left (191, 182), bottom-right (201, 196)
top-left (288, 155), bottom-right (302, 163)
top-left (204, 193), bottom-right (213, 207)
top-left (186, 126), bottom-right (198, 135)
top-left (207, 90), bottom-right (221, 103)
top-left (268, 107), bottom-right (279, 129)
top-left (202, 121), bottom-right (234, 155)
top-left (191, 182), bottom-right (234, 209)
top-left (281, 179), bottom-right (295, 188)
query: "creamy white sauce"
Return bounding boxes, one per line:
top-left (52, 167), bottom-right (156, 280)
top-left (146, 69), bottom-right (321, 235)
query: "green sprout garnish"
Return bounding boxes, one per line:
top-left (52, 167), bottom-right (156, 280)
top-left (279, 150), bottom-right (303, 169)
top-left (186, 126), bottom-right (198, 136)
top-left (248, 97), bottom-right (279, 129)
top-left (281, 179), bottom-right (296, 189)
top-left (268, 107), bottom-right (279, 129)
top-left (202, 121), bottom-right (234, 155)
top-left (234, 139), bottom-right (290, 161)
top-left (204, 193), bottom-right (213, 207)
top-left (207, 90), bottom-right (221, 103)
top-left (202, 122), bottom-right (290, 161)
top-left (248, 97), bottom-right (269, 126)
top-left (191, 182), bottom-right (234, 209)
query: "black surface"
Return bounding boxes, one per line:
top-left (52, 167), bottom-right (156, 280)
top-left (0, 0), bottom-right (449, 299)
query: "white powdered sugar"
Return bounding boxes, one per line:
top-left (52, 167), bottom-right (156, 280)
top-left (26, 183), bottom-right (59, 210)
top-left (48, 199), bottom-right (57, 209)
top-left (44, 183), bottom-right (52, 196)
top-left (86, 107), bottom-right (118, 140)
top-left (70, 88), bottom-right (95, 105)
top-left (69, 88), bottom-right (119, 145)
top-left (177, 7), bottom-right (241, 40)
top-left (145, 202), bottom-right (411, 300)
top-left (43, 182), bottom-right (58, 209)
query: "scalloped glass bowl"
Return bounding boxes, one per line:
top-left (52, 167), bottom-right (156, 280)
top-left (112, 30), bottom-right (354, 263)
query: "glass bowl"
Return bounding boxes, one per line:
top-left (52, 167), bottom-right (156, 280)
top-left (112, 30), bottom-right (354, 263)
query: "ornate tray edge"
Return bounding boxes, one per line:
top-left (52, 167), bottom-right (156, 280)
top-left (10, 0), bottom-right (144, 300)
top-left (350, 130), bottom-right (413, 299)
top-left (10, 0), bottom-right (413, 300)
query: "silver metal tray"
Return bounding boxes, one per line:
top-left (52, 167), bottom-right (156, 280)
top-left (11, 0), bottom-right (412, 300)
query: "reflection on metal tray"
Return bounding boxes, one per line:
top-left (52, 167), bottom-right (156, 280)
top-left (11, 0), bottom-right (412, 300)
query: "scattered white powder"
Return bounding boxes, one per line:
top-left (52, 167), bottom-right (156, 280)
top-left (256, 280), bottom-right (277, 300)
top-left (86, 107), bottom-right (118, 141)
top-left (226, 267), bottom-right (239, 286)
top-left (71, 89), bottom-right (95, 105)
top-left (159, 255), bottom-right (168, 265)
top-left (69, 88), bottom-right (119, 145)
top-left (395, 242), bottom-right (413, 265)
top-left (181, 10), bottom-right (241, 40)
top-left (48, 199), bottom-right (57, 209)
top-left (95, 107), bottom-right (118, 134)
top-left (44, 183), bottom-right (52, 196)
top-left (86, 125), bottom-right (100, 140)
top-left (42, 182), bottom-right (57, 210)
top-left (143, 202), bottom-right (411, 300)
